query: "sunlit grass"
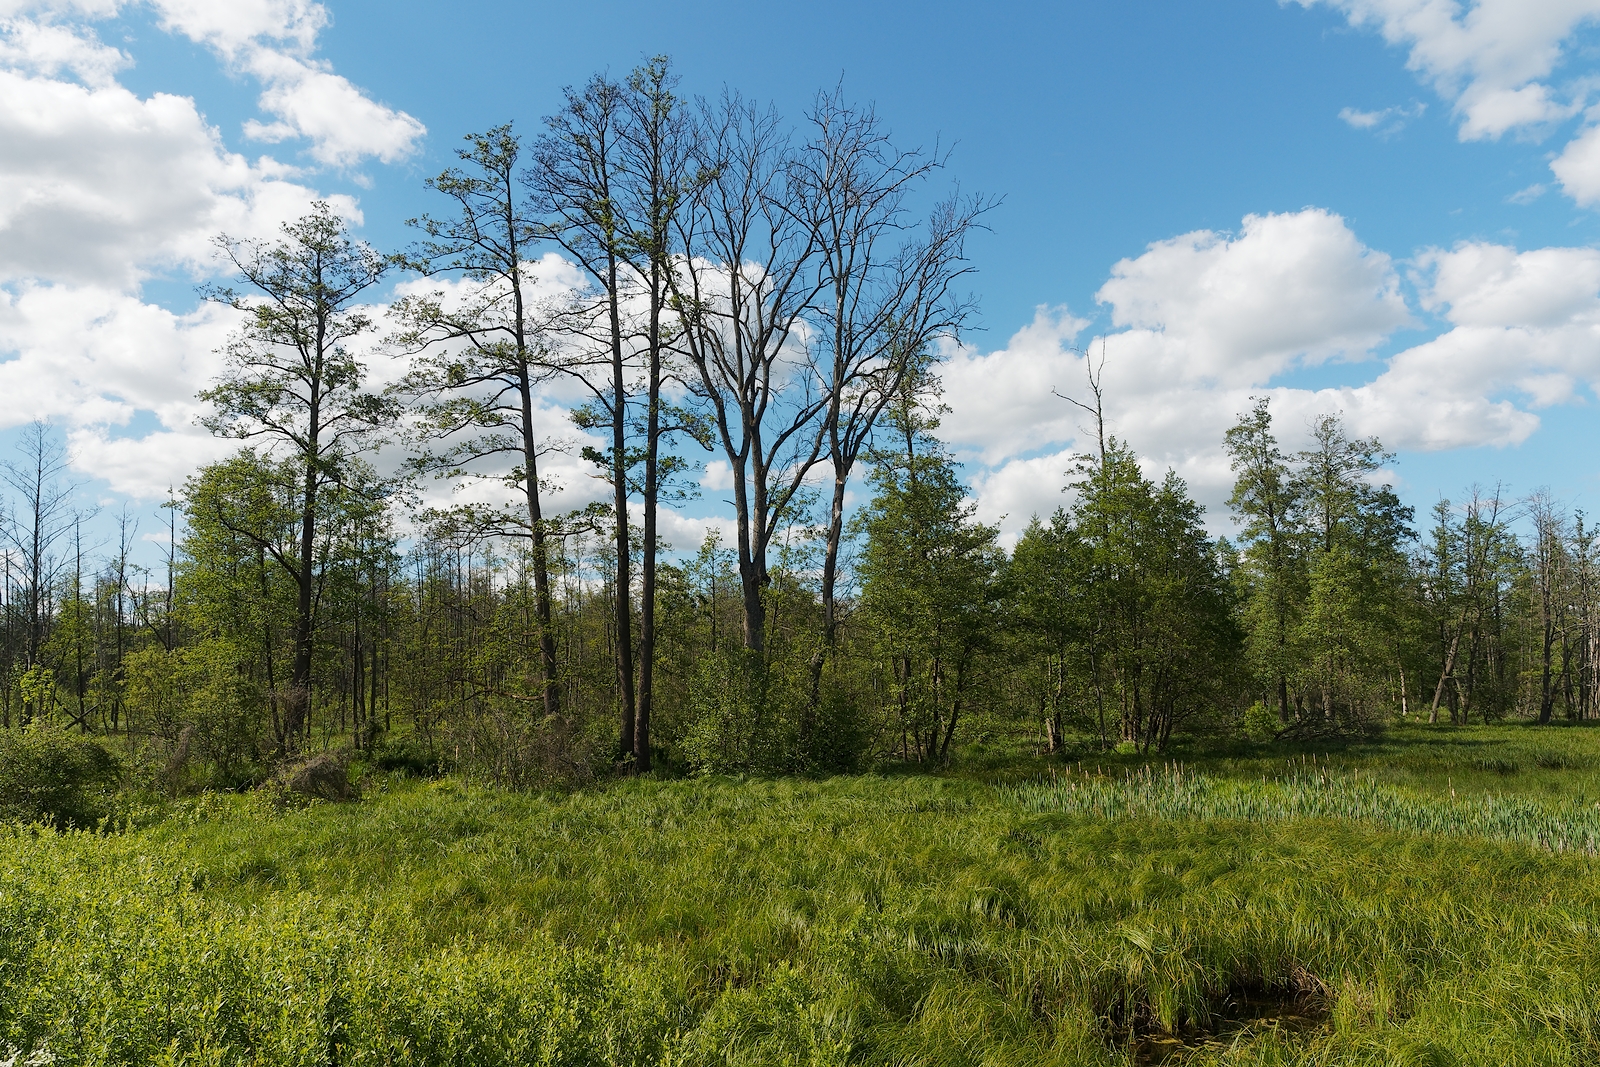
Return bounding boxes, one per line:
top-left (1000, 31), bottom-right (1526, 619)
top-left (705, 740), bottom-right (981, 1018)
top-left (1001, 761), bottom-right (1600, 853)
top-left (3, 724), bottom-right (1600, 1064)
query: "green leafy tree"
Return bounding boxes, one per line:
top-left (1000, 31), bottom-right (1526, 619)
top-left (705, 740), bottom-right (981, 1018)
top-left (1071, 439), bottom-right (1239, 751)
top-left (200, 203), bottom-right (396, 752)
top-left (1224, 398), bottom-right (1304, 722)
top-left (857, 393), bottom-right (1003, 763)
top-left (178, 451), bottom-right (393, 760)
top-left (1009, 512), bottom-right (1092, 750)
top-left (1420, 490), bottom-right (1517, 723)
top-left (1289, 414), bottom-right (1414, 728)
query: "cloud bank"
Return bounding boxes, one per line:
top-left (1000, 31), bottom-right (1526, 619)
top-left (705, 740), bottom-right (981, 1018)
top-left (944, 209), bottom-right (1600, 537)
top-left (0, 0), bottom-right (422, 500)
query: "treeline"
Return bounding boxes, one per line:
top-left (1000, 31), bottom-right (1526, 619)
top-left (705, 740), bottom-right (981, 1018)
top-left (3, 58), bottom-right (1596, 790)
top-left (4, 388), bottom-right (1595, 789)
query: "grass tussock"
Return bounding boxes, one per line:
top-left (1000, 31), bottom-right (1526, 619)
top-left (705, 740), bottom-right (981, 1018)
top-left (1003, 763), bottom-right (1600, 853)
top-left (3, 724), bottom-right (1600, 1064)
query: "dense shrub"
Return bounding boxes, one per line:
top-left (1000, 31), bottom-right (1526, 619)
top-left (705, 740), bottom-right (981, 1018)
top-left (122, 641), bottom-right (268, 791)
top-left (0, 728), bottom-right (121, 827)
top-left (0, 840), bottom-right (683, 1066)
top-left (681, 647), bottom-right (868, 776)
top-left (369, 729), bottom-right (441, 776)
top-left (1241, 701), bottom-right (1280, 742)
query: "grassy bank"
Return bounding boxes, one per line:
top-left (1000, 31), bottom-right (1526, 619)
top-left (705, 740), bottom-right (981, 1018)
top-left (4, 724), bottom-right (1600, 1065)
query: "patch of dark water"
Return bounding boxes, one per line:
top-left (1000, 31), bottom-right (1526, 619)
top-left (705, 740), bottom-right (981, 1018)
top-left (1107, 984), bottom-right (1331, 1064)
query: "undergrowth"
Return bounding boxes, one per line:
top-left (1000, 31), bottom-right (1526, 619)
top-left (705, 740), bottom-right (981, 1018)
top-left (3, 724), bottom-right (1600, 1064)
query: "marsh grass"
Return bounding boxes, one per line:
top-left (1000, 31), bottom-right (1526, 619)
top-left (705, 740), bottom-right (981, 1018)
top-left (1001, 762), bottom-right (1600, 853)
top-left (3, 725), bottom-right (1600, 1064)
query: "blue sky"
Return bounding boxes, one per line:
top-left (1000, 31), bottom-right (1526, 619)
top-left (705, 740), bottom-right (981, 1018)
top-left (4, 0), bottom-right (1600, 562)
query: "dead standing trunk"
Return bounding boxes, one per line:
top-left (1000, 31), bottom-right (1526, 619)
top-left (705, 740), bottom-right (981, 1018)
top-left (1430, 604), bottom-right (1468, 724)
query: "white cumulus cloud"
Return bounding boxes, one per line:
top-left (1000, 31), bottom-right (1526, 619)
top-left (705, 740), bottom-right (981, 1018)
top-left (147, 0), bottom-right (327, 56)
top-left (939, 308), bottom-right (1090, 465)
top-left (949, 212), bottom-right (1600, 536)
top-left (1295, 0), bottom-right (1600, 202)
top-left (1095, 208), bottom-right (1410, 384)
top-left (0, 63), bottom-right (342, 286)
top-left (0, 0), bottom-right (414, 496)
top-left (3, 0), bottom-right (423, 168)
top-left (0, 15), bottom-right (124, 84)
top-left (945, 210), bottom-right (1411, 529)
top-left (241, 49), bottom-right (425, 167)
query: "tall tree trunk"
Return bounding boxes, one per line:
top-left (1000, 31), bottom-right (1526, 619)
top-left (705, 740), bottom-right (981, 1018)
top-left (728, 441), bottom-right (766, 654)
top-left (289, 450), bottom-right (317, 753)
top-left (1540, 618), bottom-right (1557, 724)
top-left (808, 472), bottom-right (848, 704)
top-left (516, 366), bottom-right (559, 721)
top-left (636, 268), bottom-right (664, 772)
top-left (506, 195), bottom-right (560, 724)
top-left (607, 259), bottom-right (637, 760)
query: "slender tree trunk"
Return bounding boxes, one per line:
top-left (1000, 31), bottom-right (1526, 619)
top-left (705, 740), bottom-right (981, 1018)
top-left (506, 200), bottom-right (560, 723)
top-left (607, 260), bottom-right (637, 760)
top-left (516, 366), bottom-right (559, 720)
top-left (1430, 605), bottom-right (1468, 724)
top-left (636, 273), bottom-right (663, 773)
top-left (1461, 620), bottom-right (1482, 719)
top-left (1540, 618), bottom-right (1557, 724)
top-left (808, 473), bottom-right (848, 704)
top-left (729, 456), bottom-right (766, 654)
top-left (938, 656), bottom-right (966, 761)
top-left (288, 447), bottom-right (318, 753)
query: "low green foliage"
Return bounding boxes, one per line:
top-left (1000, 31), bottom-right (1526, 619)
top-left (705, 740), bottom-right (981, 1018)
top-left (1005, 762), bottom-right (1600, 852)
top-left (0, 728), bottom-right (120, 827)
top-left (6, 725), bottom-right (1600, 1064)
top-left (1242, 701), bottom-right (1280, 742)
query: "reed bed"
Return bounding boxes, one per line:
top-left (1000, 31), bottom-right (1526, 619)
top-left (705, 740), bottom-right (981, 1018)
top-left (1001, 758), bottom-right (1600, 854)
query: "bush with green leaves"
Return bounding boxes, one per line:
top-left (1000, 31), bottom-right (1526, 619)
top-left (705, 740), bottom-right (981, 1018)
top-left (0, 728), bottom-right (120, 827)
top-left (1241, 700), bottom-right (1280, 742)
top-left (681, 645), bottom-right (867, 776)
top-left (0, 831), bottom-right (684, 1065)
top-left (122, 640), bottom-right (267, 791)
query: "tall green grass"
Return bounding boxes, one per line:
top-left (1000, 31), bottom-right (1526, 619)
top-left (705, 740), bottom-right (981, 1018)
top-left (4, 726), bottom-right (1600, 1064)
top-left (1001, 762), bottom-right (1600, 853)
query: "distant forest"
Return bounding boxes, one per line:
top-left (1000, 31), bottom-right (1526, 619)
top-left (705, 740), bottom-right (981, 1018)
top-left (1, 59), bottom-right (1593, 789)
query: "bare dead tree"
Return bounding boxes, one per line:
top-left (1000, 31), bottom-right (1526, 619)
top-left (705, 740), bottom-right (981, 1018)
top-left (2, 422), bottom-right (77, 680)
top-left (788, 87), bottom-right (993, 672)
top-left (671, 89), bottom-right (830, 654)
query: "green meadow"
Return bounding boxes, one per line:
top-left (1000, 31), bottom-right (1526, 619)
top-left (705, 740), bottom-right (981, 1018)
top-left (5, 723), bottom-right (1600, 1066)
